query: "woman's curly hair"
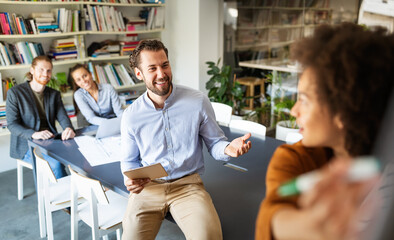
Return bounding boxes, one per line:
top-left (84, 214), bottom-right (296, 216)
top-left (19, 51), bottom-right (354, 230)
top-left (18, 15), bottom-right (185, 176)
top-left (291, 23), bottom-right (394, 156)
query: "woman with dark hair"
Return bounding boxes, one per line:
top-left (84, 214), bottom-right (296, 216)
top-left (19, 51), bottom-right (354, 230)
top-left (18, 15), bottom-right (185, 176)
top-left (70, 64), bottom-right (123, 125)
top-left (255, 23), bottom-right (394, 240)
top-left (6, 56), bottom-right (75, 178)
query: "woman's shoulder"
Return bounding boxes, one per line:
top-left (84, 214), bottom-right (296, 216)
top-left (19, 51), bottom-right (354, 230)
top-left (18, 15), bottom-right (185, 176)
top-left (271, 141), bottom-right (332, 173)
top-left (74, 88), bottom-right (84, 97)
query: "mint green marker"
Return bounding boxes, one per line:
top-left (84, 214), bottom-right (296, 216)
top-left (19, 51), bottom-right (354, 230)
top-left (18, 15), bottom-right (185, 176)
top-left (278, 156), bottom-right (381, 197)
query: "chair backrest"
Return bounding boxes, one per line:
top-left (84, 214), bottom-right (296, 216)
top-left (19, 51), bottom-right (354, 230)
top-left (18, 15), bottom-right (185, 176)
top-left (229, 119), bottom-right (266, 137)
top-left (285, 132), bottom-right (303, 144)
top-left (34, 148), bottom-right (57, 184)
top-left (68, 166), bottom-right (108, 205)
top-left (211, 102), bottom-right (232, 126)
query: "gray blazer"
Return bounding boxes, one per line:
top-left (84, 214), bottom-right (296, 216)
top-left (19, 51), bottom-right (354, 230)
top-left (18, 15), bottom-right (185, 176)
top-left (6, 81), bottom-right (73, 159)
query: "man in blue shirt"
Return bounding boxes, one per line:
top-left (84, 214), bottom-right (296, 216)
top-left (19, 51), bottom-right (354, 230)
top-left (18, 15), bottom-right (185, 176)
top-left (121, 39), bottom-right (252, 240)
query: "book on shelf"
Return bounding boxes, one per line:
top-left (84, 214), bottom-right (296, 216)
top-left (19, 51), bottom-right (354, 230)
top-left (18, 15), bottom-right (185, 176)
top-left (0, 12), bottom-right (43, 35)
top-left (0, 13), bottom-right (11, 35)
top-left (86, 5), bottom-right (98, 31)
top-left (0, 41), bottom-right (44, 65)
top-left (15, 42), bottom-right (32, 64)
top-left (153, 7), bottom-right (165, 29)
top-left (92, 63), bottom-right (136, 87)
top-left (126, 18), bottom-right (146, 31)
top-left (87, 61), bottom-right (98, 82)
top-left (139, 7), bottom-right (165, 30)
top-left (86, 5), bottom-right (126, 32)
top-left (0, 42), bottom-right (12, 66)
top-left (0, 72), bottom-right (2, 102)
top-left (1, 77), bottom-right (16, 103)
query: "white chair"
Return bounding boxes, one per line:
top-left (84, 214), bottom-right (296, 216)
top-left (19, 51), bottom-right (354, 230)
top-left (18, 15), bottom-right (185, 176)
top-left (17, 158), bottom-right (33, 200)
top-left (69, 166), bottom-right (127, 240)
top-left (34, 148), bottom-right (74, 240)
top-left (285, 132), bottom-right (303, 144)
top-left (229, 119), bottom-right (266, 138)
top-left (211, 102), bottom-right (232, 126)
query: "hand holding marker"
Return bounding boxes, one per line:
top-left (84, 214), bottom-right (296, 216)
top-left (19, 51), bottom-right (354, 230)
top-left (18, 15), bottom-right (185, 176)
top-left (278, 156), bottom-right (381, 197)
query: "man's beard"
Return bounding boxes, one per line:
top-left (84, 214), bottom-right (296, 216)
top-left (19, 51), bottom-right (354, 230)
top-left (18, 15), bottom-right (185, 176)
top-left (145, 76), bottom-right (172, 96)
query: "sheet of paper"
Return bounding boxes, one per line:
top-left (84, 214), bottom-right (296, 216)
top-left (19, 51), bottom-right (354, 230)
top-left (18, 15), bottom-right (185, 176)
top-left (74, 135), bottom-right (121, 166)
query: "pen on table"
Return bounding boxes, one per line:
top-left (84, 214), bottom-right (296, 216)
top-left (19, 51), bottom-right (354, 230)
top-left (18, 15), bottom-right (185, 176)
top-left (277, 156), bottom-right (381, 197)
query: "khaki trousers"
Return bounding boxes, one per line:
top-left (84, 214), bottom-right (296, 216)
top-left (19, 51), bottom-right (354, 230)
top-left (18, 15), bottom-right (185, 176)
top-left (122, 173), bottom-right (222, 240)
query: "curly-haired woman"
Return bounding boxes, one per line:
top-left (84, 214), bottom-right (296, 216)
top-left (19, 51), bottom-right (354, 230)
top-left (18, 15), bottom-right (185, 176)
top-left (255, 23), bottom-right (394, 240)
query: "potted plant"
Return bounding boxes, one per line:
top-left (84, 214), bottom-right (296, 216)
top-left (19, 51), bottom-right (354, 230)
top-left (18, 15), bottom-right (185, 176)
top-left (274, 97), bottom-right (299, 141)
top-left (265, 71), bottom-right (299, 141)
top-left (205, 59), bottom-right (246, 115)
top-left (47, 72), bottom-right (70, 93)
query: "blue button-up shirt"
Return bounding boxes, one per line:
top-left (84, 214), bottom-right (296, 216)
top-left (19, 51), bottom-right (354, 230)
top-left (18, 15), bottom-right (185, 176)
top-left (120, 84), bottom-right (230, 180)
top-left (74, 83), bottom-right (123, 125)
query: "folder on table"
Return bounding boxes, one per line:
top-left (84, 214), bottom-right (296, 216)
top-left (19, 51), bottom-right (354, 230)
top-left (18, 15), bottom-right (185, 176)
top-left (123, 163), bottom-right (168, 180)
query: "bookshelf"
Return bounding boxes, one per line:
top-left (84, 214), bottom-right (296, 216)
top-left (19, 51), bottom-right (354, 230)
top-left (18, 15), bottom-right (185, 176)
top-left (0, 0), bottom-right (165, 129)
top-left (224, 0), bottom-right (360, 66)
top-left (232, 2), bottom-right (332, 64)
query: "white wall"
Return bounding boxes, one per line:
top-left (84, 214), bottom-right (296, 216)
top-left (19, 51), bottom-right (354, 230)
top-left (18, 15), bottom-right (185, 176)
top-left (162, 0), bottom-right (222, 93)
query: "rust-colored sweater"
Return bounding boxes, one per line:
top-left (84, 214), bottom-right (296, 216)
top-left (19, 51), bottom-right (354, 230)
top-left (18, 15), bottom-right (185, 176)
top-left (255, 142), bottom-right (333, 240)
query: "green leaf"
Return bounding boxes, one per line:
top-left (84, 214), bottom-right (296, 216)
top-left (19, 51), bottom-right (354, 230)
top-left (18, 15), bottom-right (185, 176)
top-left (206, 78), bottom-right (217, 89)
top-left (208, 88), bottom-right (218, 98)
top-left (212, 66), bottom-right (220, 75)
top-left (222, 65), bottom-right (232, 77)
top-left (217, 83), bottom-right (226, 97)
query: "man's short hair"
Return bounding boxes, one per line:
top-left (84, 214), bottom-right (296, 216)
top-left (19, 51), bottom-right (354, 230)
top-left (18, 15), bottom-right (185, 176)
top-left (129, 39), bottom-right (169, 69)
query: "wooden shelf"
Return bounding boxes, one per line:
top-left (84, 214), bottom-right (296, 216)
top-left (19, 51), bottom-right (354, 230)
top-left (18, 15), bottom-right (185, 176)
top-left (0, 58), bottom-right (89, 70)
top-left (115, 82), bottom-right (145, 91)
top-left (89, 56), bottom-right (129, 61)
top-left (0, 32), bottom-right (81, 39)
top-left (269, 24), bottom-right (304, 29)
top-left (61, 82), bottom-right (146, 98)
top-left (0, 0), bottom-right (165, 7)
top-left (87, 28), bottom-right (164, 35)
top-left (237, 26), bottom-right (270, 30)
top-left (235, 42), bottom-right (269, 51)
top-left (0, 29), bottom-right (165, 40)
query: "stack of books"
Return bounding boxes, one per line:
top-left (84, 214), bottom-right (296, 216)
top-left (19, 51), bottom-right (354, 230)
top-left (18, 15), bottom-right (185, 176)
top-left (118, 90), bottom-right (141, 106)
top-left (91, 44), bottom-right (120, 58)
top-left (30, 12), bottom-right (60, 34)
top-left (119, 34), bottom-right (139, 56)
top-left (48, 38), bottom-right (78, 61)
top-left (0, 104), bottom-right (7, 131)
top-left (64, 104), bottom-right (76, 118)
top-left (126, 18), bottom-right (146, 31)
